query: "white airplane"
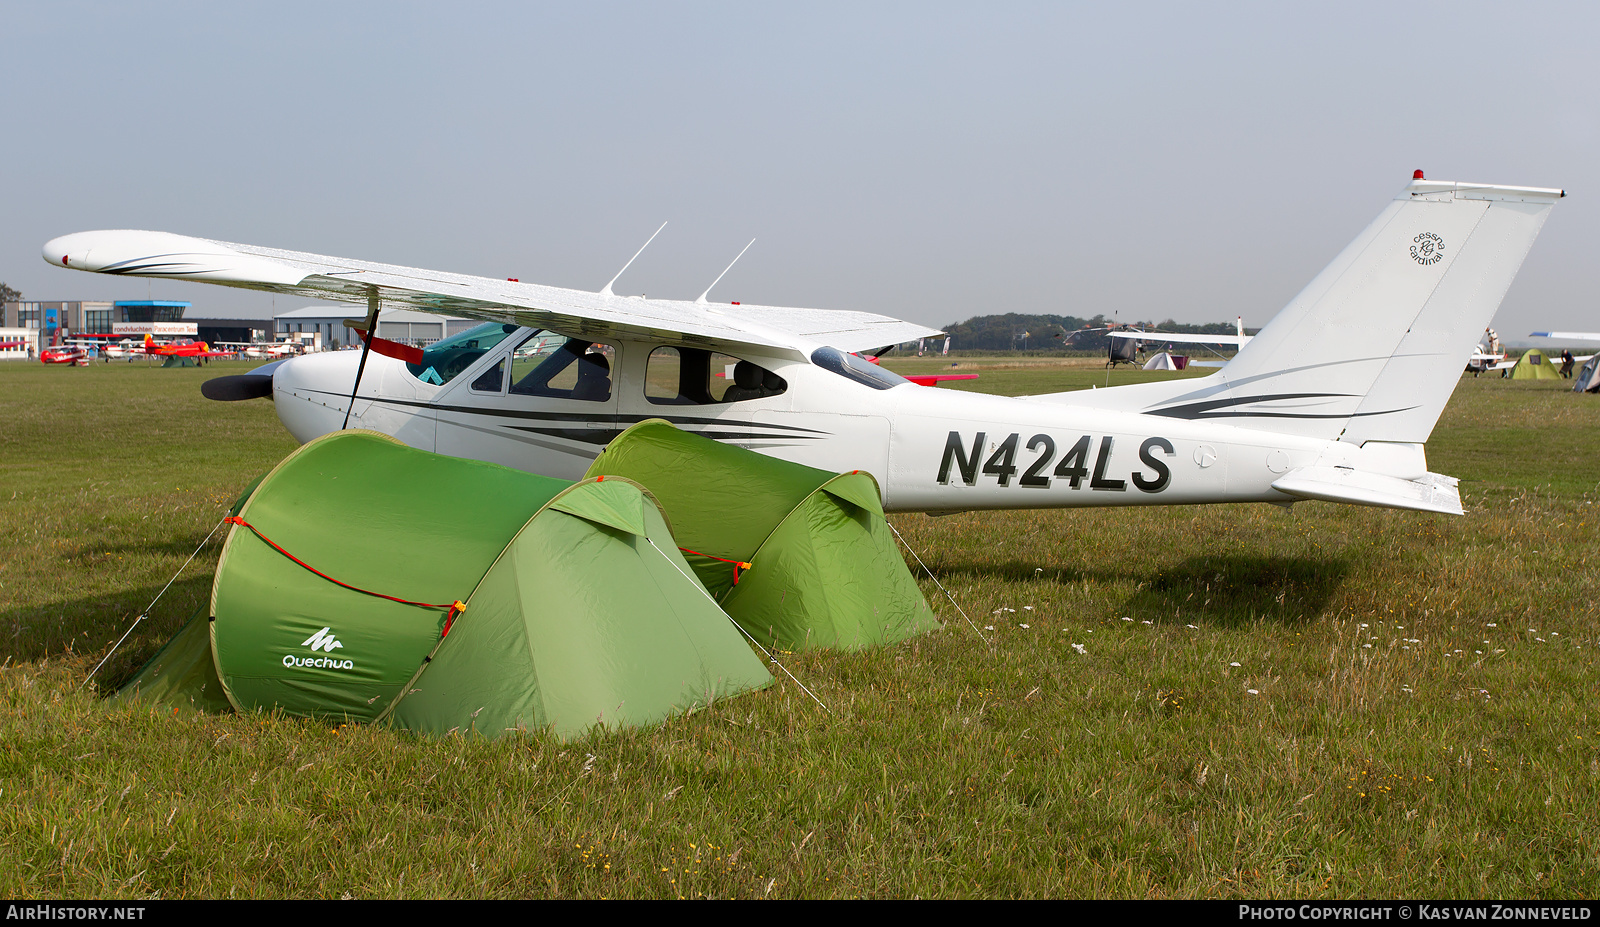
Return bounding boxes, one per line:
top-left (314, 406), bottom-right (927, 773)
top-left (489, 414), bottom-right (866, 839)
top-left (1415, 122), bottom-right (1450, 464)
top-left (1526, 333), bottom-right (1600, 368)
top-left (1467, 348), bottom-right (1513, 375)
top-left (43, 173), bottom-right (1564, 517)
top-left (246, 342), bottom-right (303, 359)
top-left (1107, 316), bottom-right (1252, 349)
top-left (1107, 318), bottom-right (1250, 368)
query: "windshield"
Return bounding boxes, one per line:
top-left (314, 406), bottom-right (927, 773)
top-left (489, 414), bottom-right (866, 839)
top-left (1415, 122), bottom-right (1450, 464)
top-left (810, 345), bottom-right (909, 390)
top-left (406, 322), bottom-right (521, 386)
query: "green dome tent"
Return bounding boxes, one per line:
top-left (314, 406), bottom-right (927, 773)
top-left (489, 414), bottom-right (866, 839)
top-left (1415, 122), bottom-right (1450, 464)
top-left (118, 430), bottom-right (772, 739)
top-left (1510, 349), bottom-right (1563, 380)
top-left (584, 420), bottom-right (938, 651)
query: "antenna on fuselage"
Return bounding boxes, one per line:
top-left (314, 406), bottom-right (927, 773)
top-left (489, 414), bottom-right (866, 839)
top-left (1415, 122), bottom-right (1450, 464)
top-left (695, 239), bottom-right (756, 305)
top-left (598, 221), bottom-right (667, 297)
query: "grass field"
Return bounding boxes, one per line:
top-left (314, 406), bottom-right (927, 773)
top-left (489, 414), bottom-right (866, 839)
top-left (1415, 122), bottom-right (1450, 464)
top-left (1, 356), bottom-right (1597, 899)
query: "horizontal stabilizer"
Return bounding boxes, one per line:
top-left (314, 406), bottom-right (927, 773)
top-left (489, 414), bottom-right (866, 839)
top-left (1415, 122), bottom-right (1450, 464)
top-left (1271, 467), bottom-right (1462, 516)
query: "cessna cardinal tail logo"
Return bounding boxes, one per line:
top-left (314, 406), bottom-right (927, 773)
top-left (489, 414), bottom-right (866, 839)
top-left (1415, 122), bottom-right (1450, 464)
top-left (1411, 232), bottom-right (1445, 265)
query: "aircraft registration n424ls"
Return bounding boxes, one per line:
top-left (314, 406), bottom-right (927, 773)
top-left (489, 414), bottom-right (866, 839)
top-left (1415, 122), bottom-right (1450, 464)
top-left (45, 173), bottom-right (1564, 516)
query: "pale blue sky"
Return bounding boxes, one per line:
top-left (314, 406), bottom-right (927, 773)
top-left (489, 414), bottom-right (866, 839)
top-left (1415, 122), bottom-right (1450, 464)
top-left (4, 2), bottom-right (1595, 334)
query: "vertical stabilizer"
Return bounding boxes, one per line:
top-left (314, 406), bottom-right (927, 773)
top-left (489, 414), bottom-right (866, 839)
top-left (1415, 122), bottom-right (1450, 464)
top-left (1052, 177), bottom-right (1564, 444)
top-left (1219, 178), bottom-right (1563, 443)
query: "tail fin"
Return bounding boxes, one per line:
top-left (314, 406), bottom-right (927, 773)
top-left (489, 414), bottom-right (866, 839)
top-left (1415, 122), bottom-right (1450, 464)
top-left (1056, 176), bottom-right (1564, 444)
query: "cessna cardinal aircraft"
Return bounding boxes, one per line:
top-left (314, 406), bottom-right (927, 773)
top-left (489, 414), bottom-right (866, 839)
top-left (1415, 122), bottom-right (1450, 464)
top-left (44, 173), bottom-right (1563, 516)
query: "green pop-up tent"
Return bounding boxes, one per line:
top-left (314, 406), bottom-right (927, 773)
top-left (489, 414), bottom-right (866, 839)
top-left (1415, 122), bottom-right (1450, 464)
top-left (118, 430), bottom-right (772, 738)
top-left (584, 420), bottom-right (938, 651)
top-left (1509, 349), bottom-right (1563, 380)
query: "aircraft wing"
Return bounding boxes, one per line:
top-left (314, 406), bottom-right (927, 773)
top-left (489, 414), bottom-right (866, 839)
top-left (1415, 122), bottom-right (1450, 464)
top-left (1530, 331), bottom-right (1600, 343)
top-left (1107, 331), bottom-right (1249, 346)
top-left (44, 230), bottom-right (942, 360)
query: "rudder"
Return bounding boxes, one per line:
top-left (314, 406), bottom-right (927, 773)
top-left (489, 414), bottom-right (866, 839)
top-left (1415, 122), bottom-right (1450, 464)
top-left (1214, 177), bottom-right (1562, 444)
top-left (1048, 176), bottom-right (1564, 446)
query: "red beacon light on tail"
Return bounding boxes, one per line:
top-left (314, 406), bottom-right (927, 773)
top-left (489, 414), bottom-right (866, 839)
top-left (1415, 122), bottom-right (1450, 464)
top-left (1414, 169), bottom-right (1425, 180)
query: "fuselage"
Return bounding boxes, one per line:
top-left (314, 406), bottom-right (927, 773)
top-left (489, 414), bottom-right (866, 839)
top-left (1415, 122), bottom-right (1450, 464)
top-left (265, 326), bottom-right (1369, 514)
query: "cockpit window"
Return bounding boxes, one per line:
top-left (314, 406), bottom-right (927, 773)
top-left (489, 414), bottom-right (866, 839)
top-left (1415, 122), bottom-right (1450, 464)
top-left (645, 346), bottom-right (787, 405)
top-left (406, 322), bottom-right (520, 386)
top-left (810, 345), bottom-right (908, 390)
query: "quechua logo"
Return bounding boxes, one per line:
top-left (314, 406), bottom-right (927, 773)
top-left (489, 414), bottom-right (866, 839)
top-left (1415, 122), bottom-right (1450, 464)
top-left (302, 627), bottom-right (343, 652)
top-left (283, 626), bottom-right (355, 670)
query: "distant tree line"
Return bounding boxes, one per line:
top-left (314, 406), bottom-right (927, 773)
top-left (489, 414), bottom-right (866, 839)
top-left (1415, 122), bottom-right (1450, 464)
top-left (0, 283), bottom-right (20, 304)
top-left (931, 313), bottom-right (1247, 353)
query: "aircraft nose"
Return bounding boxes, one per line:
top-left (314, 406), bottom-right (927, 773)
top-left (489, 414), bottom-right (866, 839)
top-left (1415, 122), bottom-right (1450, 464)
top-left (271, 351), bottom-right (365, 443)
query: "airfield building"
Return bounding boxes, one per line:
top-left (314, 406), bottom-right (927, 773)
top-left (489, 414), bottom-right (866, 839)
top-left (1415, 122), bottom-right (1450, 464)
top-left (1, 300), bottom-right (201, 339)
top-left (0, 328), bottom-right (36, 359)
top-left (275, 306), bottom-right (480, 349)
top-left (2, 300), bottom-right (115, 342)
top-left (1, 299), bottom-right (467, 354)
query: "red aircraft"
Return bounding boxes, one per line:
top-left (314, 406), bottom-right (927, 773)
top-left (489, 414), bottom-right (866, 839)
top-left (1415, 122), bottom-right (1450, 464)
top-left (859, 352), bottom-right (979, 387)
top-left (141, 333), bottom-right (235, 359)
top-left (40, 345), bottom-right (87, 364)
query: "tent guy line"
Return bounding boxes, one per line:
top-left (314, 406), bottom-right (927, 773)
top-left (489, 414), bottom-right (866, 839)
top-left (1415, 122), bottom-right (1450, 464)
top-left (889, 521), bottom-right (988, 644)
top-left (645, 534), bottom-right (831, 715)
top-left (83, 515), bottom-right (229, 689)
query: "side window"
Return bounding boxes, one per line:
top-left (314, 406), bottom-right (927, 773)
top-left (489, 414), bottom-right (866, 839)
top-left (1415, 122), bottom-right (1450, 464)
top-left (509, 332), bottom-right (613, 402)
top-left (645, 346), bottom-right (786, 405)
top-left (470, 359), bottom-right (504, 393)
top-left (644, 347), bottom-right (696, 404)
top-left (708, 353), bottom-right (742, 402)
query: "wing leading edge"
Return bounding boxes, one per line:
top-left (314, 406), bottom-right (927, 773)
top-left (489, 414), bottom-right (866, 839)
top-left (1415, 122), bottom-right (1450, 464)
top-left (43, 229), bottom-right (943, 358)
top-left (1107, 331), bottom-right (1249, 346)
